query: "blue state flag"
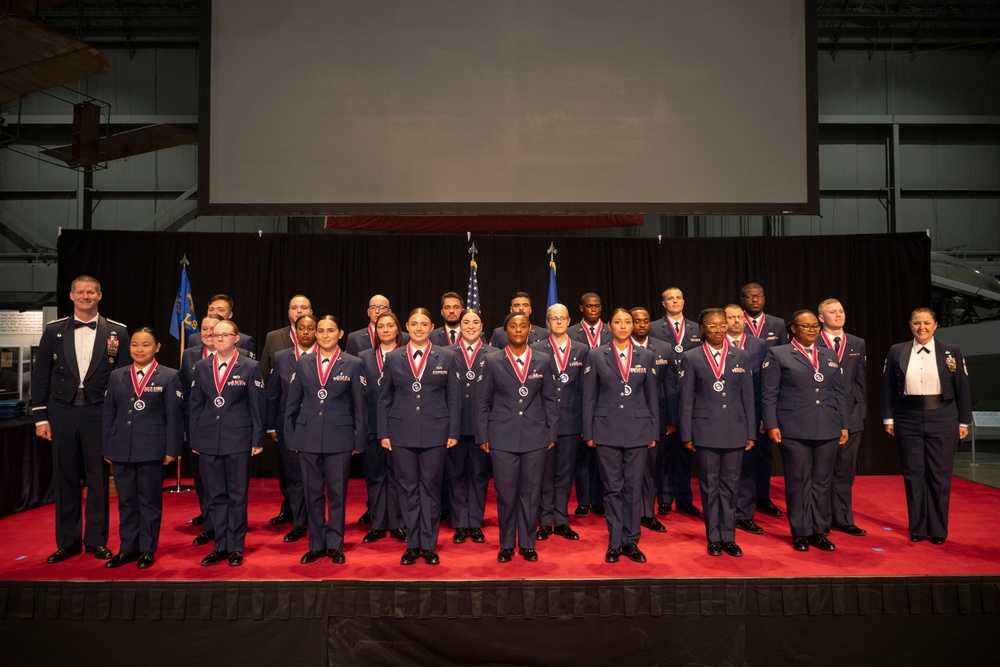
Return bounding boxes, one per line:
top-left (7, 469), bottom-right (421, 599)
top-left (467, 258), bottom-right (481, 312)
top-left (170, 267), bottom-right (198, 340)
top-left (546, 259), bottom-right (558, 310)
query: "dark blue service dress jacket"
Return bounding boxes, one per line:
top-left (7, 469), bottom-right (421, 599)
top-left (102, 364), bottom-right (184, 462)
top-left (582, 344), bottom-right (660, 447)
top-left (678, 346), bottom-right (756, 448)
top-left (284, 351), bottom-right (367, 454)
top-left (188, 353), bottom-right (265, 455)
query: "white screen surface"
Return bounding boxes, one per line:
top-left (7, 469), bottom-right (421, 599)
top-left (204, 1), bottom-right (816, 215)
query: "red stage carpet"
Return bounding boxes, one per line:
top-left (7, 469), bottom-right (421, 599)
top-left (2, 476), bottom-right (998, 582)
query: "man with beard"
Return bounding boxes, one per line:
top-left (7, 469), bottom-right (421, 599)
top-left (429, 292), bottom-right (466, 346)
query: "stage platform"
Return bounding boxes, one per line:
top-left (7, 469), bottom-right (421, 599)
top-left (2, 477), bottom-right (998, 666)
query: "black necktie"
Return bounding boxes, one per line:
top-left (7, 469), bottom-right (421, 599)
top-left (834, 336), bottom-right (841, 352)
top-left (467, 345), bottom-right (474, 353)
top-left (919, 347), bottom-right (930, 354)
top-left (620, 352), bottom-right (627, 360)
top-left (218, 362), bottom-right (227, 370)
top-left (413, 350), bottom-right (423, 359)
top-left (450, 330), bottom-right (457, 344)
top-left (713, 351), bottom-right (721, 363)
top-left (322, 357), bottom-right (330, 364)
top-left (674, 321), bottom-right (681, 334)
top-left (75, 320), bottom-right (96, 330)
top-left (517, 358), bottom-right (524, 366)
top-left (589, 326), bottom-right (595, 336)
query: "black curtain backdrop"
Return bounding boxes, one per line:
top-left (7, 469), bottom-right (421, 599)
top-left (55, 230), bottom-right (931, 475)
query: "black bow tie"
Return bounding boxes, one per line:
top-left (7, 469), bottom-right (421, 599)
top-left (918, 346), bottom-right (930, 354)
top-left (322, 357), bottom-right (330, 364)
top-left (218, 361), bottom-right (227, 370)
top-left (467, 346), bottom-right (475, 352)
top-left (136, 369), bottom-right (144, 378)
top-left (75, 320), bottom-right (97, 330)
top-left (413, 350), bottom-right (423, 359)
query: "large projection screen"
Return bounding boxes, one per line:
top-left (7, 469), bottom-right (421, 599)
top-left (201, 1), bottom-right (817, 216)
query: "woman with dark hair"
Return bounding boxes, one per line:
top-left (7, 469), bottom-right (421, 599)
top-left (761, 310), bottom-right (848, 552)
top-left (378, 308), bottom-right (461, 565)
top-left (358, 311), bottom-right (406, 544)
top-left (284, 315), bottom-right (367, 564)
top-left (188, 319), bottom-right (265, 567)
top-left (679, 309), bottom-right (756, 558)
top-left (477, 312), bottom-right (558, 562)
top-left (102, 327), bottom-right (184, 569)
top-left (882, 307), bottom-right (971, 545)
top-left (583, 308), bottom-right (660, 564)
top-left (449, 308), bottom-right (499, 545)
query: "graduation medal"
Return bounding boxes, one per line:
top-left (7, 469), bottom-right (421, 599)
top-left (550, 335), bottom-right (572, 384)
top-left (791, 339), bottom-right (823, 382)
top-left (616, 343), bottom-right (633, 396)
top-left (462, 339), bottom-right (482, 381)
top-left (505, 345), bottom-right (532, 397)
top-left (213, 349), bottom-right (239, 407)
top-left (130, 359), bottom-right (157, 412)
top-left (316, 346), bottom-right (340, 400)
top-left (408, 342), bottom-right (431, 393)
top-left (703, 340), bottom-right (729, 392)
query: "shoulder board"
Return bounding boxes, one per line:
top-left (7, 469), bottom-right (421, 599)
top-left (46, 316), bottom-right (69, 325)
top-left (108, 318), bottom-right (127, 328)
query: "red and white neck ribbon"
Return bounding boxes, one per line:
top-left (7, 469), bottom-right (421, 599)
top-left (214, 350), bottom-right (239, 395)
top-left (377, 344), bottom-right (396, 375)
top-left (201, 346), bottom-right (212, 359)
top-left (744, 313), bottom-right (765, 338)
top-left (294, 343), bottom-right (316, 361)
top-left (791, 339), bottom-right (819, 372)
top-left (730, 332), bottom-right (746, 349)
top-left (703, 341), bottom-right (728, 382)
top-left (820, 331), bottom-right (846, 363)
top-left (461, 339), bottom-right (482, 372)
top-left (549, 336), bottom-right (571, 374)
top-left (614, 343), bottom-right (633, 384)
top-left (583, 321), bottom-right (603, 349)
top-left (317, 346), bottom-right (340, 386)
top-left (407, 342), bottom-right (431, 381)
top-left (367, 323), bottom-right (377, 349)
top-left (669, 318), bottom-right (685, 345)
top-left (505, 346), bottom-right (531, 385)
top-left (131, 360), bottom-right (157, 398)
top-left (289, 328), bottom-right (297, 349)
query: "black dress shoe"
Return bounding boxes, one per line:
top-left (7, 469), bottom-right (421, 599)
top-left (453, 527), bottom-right (470, 543)
top-left (736, 519), bottom-right (765, 535)
top-left (535, 525), bottom-right (552, 540)
top-left (190, 514), bottom-right (205, 526)
top-left (47, 546), bottom-right (82, 564)
top-left (228, 551), bottom-right (244, 566)
top-left (824, 526), bottom-right (830, 535)
top-left (605, 547), bottom-right (620, 563)
top-left (137, 552), bottom-right (154, 569)
top-left (283, 525), bottom-right (307, 543)
top-left (722, 541), bottom-right (743, 557)
top-left (330, 549), bottom-right (346, 564)
top-left (201, 550), bottom-right (229, 566)
top-left (357, 509), bottom-right (371, 525)
top-left (362, 529), bottom-right (386, 544)
top-left (707, 541), bottom-right (723, 556)
top-left (792, 537), bottom-right (810, 552)
top-left (831, 523), bottom-right (868, 537)
top-left (422, 550), bottom-right (440, 565)
top-left (808, 534), bottom-right (836, 552)
top-left (623, 543), bottom-right (647, 563)
top-left (590, 504), bottom-right (606, 517)
top-left (269, 511), bottom-right (293, 525)
top-left (553, 524), bottom-right (580, 540)
top-left (87, 545), bottom-right (113, 560)
top-left (519, 547), bottom-right (539, 562)
top-left (390, 528), bottom-right (408, 542)
top-left (300, 550), bottom-right (327, 564)
top-left (641, 516), bottom-right (667, 533)
top-left (497, 548), bottom-right (513, 563)
top-left (656, 503), bottom-right (672, 516)
top-left (105, 552), bottom-right (138, 568)
top-left (910, 534), bottom-right (924, 542)
top-left (756, 501), bottom-right (783, 517)
top-left (929, 537), bottom-right (946, 545)
top-left (401, 548), bottom-right (420, 565)
top-left (677, 503), bottom-right (701, 517)
top-left (192, 530), bottom-right (215, 546)
top-left (573, 505), bottom-right (590, 518)
top-left (469, 528), bottom-right (486, 543)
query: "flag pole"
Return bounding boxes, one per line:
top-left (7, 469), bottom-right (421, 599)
top-left (165, 253), bottom-right (195, 493)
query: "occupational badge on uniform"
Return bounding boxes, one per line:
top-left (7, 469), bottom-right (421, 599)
top-left (107, 334), bottom-right (119, 356)
top-left (255, 380), bottom-right (264, 389)
top-left (762, 361), bottom-right (770, 368)
top-left (290, 372), bottom-right (296, 383)
top-left (175, 390), bottom-right (184, 398)
top-left (53, 354), bottom-right (58, 360)
top-left (963, 359), bottom-right (968, 375)
top-left (360, 374), bottom-right (367, 387)
top-left (945, 354), bottom-right (956, 373)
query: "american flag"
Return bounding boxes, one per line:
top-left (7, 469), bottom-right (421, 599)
top-left (467, 257), bottom-right (481, 312)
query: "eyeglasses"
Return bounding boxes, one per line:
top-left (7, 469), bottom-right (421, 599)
top-left (703, 325), bottom-right (728, 332)
top-left (212, 333), bottom-right (237, 339)
top-left (793, 323), bottom-right (821, 331)
top-left (548, 316), bottom-right (570, 323)
top-left (368, 305), bottom-right (389, 312)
